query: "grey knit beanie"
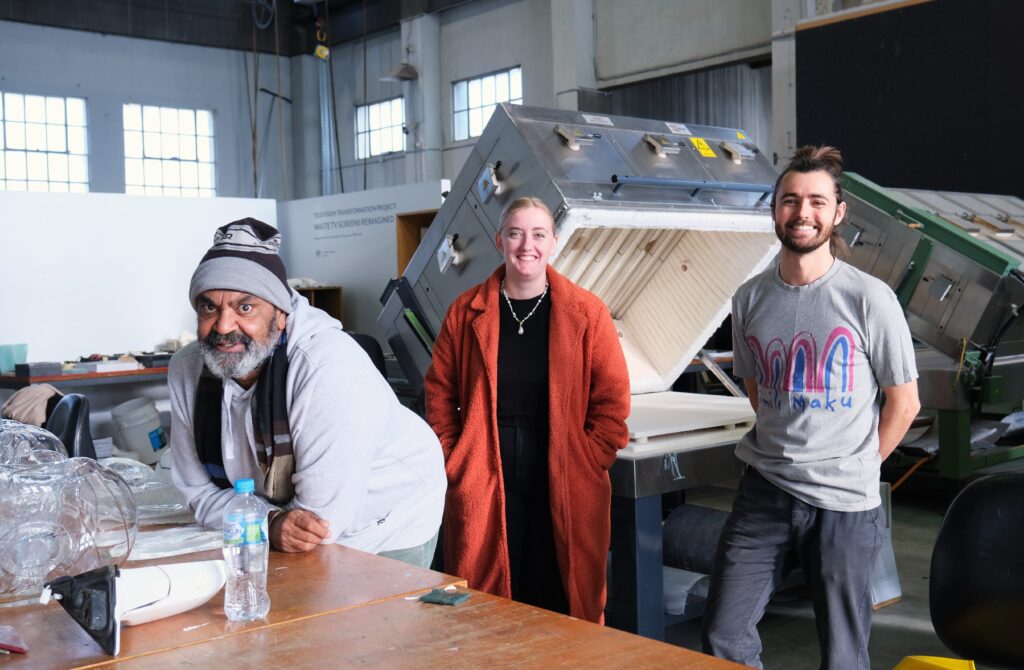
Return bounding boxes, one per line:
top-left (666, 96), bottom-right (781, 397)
top-left (188, 218), bottom-right (293, 313)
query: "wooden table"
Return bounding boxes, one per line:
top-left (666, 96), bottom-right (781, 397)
top-left (94, 590), bottom-right (745, 669)
top-left (2, 546), bottom-right (740, 669)
top-left (3, 545), bottom-right (464, 669)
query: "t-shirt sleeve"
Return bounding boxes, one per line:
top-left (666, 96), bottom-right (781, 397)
top-left (866, 285), bottom-right (918, 388)
top-left (732, 292), bottom-right (756, 380)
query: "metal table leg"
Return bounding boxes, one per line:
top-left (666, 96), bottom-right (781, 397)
top-left (607, 493), bottom-right (664, 640)
top-left (606, 441), bottom-right (741, 640)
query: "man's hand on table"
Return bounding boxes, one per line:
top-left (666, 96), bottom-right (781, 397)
top-left (269, 509), bottom-right (331, 552)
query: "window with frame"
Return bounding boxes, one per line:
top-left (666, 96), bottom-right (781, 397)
top-left (452, 66), bottom-right (522, 142)
top-left (0, 92), bottom-right (89, 192)
top-left (355, 97), bottom-right (406, 160)
top-left (123, 104), bottom-right (215, 197)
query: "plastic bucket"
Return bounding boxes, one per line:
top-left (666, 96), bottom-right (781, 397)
top-left (111, 398), bottom-right (167, 465)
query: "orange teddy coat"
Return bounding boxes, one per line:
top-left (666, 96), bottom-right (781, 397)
top-left (424, 264), bottom-right (631, 623)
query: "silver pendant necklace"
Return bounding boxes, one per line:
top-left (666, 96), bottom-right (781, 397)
top-left (501, 279), bottom-right (549, 335)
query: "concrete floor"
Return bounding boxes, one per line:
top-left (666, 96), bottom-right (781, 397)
top-left (664, 482), bottom-right (998, 670)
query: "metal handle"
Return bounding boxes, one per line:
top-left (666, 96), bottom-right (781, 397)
top-left (554, 124), bottom-right (600, 150)
top-left (476, 162), bottom-right (504, 203)
top-left (642, 133), bottom-right (680, 158)
top-left (662, 453), bottom-right (685, 481)
top-left (892, 259), bottom-right (917, 298)
top-left (611, 174), bottom-right (772, 200)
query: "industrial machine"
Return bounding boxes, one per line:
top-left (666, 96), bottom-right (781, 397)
top-left (379, 102), bottom-right (778, 419)
top-left (840, 175), bottom-right (1024, 481)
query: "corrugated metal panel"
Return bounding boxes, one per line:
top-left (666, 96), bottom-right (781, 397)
top-left (588, 63), bottom-right (772, 156)
top-left (336, 32), bottom-right (403, 108)
top-left (593, 0), bottom-right (770, 87)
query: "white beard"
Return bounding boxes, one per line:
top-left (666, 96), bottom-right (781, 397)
top-left (199, 320), bottom-right (280, 381)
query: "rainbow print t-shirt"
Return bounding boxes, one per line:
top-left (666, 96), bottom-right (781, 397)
top-left (731, 260), bottom-right (917, 512)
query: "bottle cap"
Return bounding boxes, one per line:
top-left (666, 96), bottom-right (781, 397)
top-left (234, 478), bottom-right (255, 494)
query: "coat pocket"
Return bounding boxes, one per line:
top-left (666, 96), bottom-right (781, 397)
top-left (444, 434), bottom-right (481, 486)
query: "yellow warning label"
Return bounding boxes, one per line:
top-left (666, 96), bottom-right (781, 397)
top-left (737, 131), bottom-right (747, 140)
top-left (690, 137), bottom-right (718, 158)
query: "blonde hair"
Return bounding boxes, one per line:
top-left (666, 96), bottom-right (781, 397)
top-left (498, 197), bottom-right (555, 232)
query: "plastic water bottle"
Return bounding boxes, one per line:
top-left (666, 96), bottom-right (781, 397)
top-left (222, 478), bottom-right (270, 621)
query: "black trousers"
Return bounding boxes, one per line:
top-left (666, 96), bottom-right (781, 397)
top-left (498, 419), bottom-right (569, 615)
top-left (701, 467), bottom-right (885, 670)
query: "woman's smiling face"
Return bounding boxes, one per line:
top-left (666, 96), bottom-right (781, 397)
top-left (495, 205), bottom-right (558, 283)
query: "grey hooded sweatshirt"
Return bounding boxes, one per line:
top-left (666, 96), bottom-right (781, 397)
top-left (169, 292), bottom-right (446, 554)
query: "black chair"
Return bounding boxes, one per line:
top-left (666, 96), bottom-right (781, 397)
top-left (45, 393), bottom-right (96, 459)
top-left (930, 473), bottom-right (1024, 668)
top-left (347, 332), bottom-right (386, 378)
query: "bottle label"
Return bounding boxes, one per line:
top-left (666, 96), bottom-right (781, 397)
top-left (148, 427), bottom-right (166, 451)
top-left (224, 515), bottom-right (268, 546)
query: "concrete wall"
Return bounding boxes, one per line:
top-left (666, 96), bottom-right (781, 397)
top-left (771, 0), bottom-right (801, 168)
top-left (438, 0), bottom-right (555, 177)
top-left (323, 30), bottom-right (407, 193)
top-left (277, 180), bottom-right (449, 342)
top-left (300, 0), bottom-right (557, 194)
top-left (0, 20), bottom-right (291, 199)
top-left (593, 0), bottom-right (771, 87)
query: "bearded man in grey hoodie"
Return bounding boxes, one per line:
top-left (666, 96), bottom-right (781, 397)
top-left (170, 218), bottom-right (446, 567)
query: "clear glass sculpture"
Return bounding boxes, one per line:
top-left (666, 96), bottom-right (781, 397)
top-left (0, 420), bottom-right (68, 463)
top-left (0, 422), bottom-right (138, 603)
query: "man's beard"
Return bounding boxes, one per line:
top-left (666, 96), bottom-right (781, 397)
top-left (199, 320), bottom-right (281, 381)
top-left (776, 217), bottom-right (834, 255)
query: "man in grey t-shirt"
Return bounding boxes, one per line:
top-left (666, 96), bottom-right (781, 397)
top-left (701, 147), bottom-right (920, 670)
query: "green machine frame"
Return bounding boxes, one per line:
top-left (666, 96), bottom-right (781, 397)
top-left (841, 173), bottom-right (1024, 481)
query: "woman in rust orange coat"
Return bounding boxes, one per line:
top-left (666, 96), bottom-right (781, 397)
top-left (424, 196), bottom-right (631, 623)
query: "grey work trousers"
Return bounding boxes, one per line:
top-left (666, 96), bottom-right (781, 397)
top-left (700, 468), bottom-right (885, 670)
top-left (378, 529), bottom-right (440, 569)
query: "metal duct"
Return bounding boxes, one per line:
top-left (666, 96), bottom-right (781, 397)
top-left (317, 54), bottom-right (339, 195)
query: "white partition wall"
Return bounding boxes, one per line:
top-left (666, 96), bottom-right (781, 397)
top-left (278, 180), bottom-right (448, 342)
top-left (0, 191), bottom-right (276, 362)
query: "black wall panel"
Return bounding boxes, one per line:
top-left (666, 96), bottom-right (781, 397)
top-left (796, 0), bottom-right (1023, 197)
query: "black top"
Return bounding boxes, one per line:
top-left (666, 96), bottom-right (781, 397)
top-left (497, 289), bottom-right (551, 425)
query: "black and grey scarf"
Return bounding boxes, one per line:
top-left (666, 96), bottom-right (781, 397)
top-left (193, 333), bottom-right (295, 504)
